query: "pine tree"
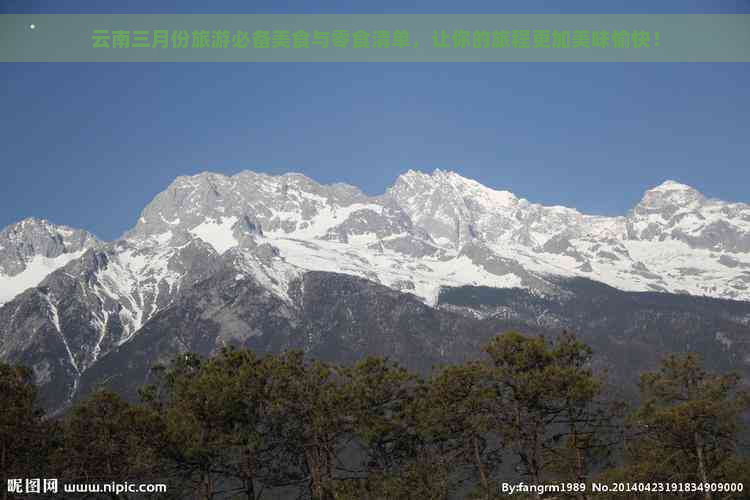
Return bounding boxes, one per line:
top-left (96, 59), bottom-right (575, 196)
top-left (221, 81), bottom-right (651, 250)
top-left (342, 356), bottom-right (421, 476)
top-left (141, 352), bottom-right (229, 499)
top-left (263, 350), bottom-right (352, 500)
top-left (545, 331), bottom-right (625, 493)
top-left (483, 331), bottom-right (623, 495)
top-left (416, 361), bottom-right (500, 499)
top-left (0, 364), bottom-right (52, 500)
top-left (618, 353), bottom-right (750, 500)
top-left (56, 389), bottom-right (163, 499)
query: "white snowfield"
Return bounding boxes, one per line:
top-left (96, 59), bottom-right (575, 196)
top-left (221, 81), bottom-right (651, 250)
top-left (3, 169), bottom-right (750, 325)
top-left (0, 218), bottom-right (99, 306)
top-left (189, 216), bottom-right (240, 254)
top-left (0, 251), bottom-right (86, 305)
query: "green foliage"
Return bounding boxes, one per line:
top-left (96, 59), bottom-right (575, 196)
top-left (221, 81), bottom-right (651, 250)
top-left (1, 331), bottom-right (748, 499)
top-left (57, 390), bottom-right (164, 490)
top-left (262, 350), bottom-right (351, 500)
top-left (0, 364), bottom-right (52, 484)
top-left (342, 356), bottom-right (421, 474)
top-left (332, 458), bottom-right (452, 500)
top-left (484, 331), bottom-right (623, 487)
top-left (415, 361), bottom-right (499, 498)
top-left (605, 353), bottom-right (750, 499)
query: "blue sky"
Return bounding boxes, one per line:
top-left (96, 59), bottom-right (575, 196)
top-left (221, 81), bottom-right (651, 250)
top-left (2, 1), bottom-right (749, 240)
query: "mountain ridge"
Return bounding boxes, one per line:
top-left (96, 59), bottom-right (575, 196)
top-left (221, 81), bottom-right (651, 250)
top-left (0, 217), bottom-right (100, 305)
top-left (3, 169), bottom-right (750, 412)
top-left (3, 169), bottom-right (750, 307)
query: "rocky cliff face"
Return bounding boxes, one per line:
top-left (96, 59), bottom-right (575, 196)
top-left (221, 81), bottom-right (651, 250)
top-left (2, 170), bottom-right (750, 412)
top-left (0, 218), bottom-right (100, 305)
top-left (386, 171), bottom-right (750, 301)
top-left (5, 170), bottom-right (750, 309)
top-left (74, 272), bottom-right (750, 411)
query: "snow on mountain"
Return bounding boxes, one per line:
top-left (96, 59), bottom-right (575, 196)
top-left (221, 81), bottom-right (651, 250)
top-left (0, 218), bottom-right (100, 305)
top-left (386, 170), bottom-right (750, 301)
top-left (4, 169), bottom-right (750, 347)
top-left (5, 169), bottom-right (750, 408)
top-left (114, 169), bottom-right (750, 309)
top-left (628, 180), bottom-right (750, 252)
top-left (189, 216), bottom-right (240, 254)
top-left (0, 252), bottom-right (87, 305)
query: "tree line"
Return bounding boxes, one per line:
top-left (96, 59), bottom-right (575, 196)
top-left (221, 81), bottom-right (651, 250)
top-left (2, 331), bottom-right (749, 500)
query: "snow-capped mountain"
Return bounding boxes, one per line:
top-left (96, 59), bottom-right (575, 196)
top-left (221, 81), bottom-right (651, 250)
top-left (388, 171), bottom-right (750, 300)
top-left (3, 169), bottom-right (750, 411)
top-left (103, 169), bottom-right (749, 307)
top-left (0, 218), bottom-right (99, 305)
top-left (3, 170), bottom-right (750, 314)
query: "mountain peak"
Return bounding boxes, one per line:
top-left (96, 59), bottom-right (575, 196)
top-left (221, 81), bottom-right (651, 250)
top-left (649, 179), bottom-right (699, 193)
top-left (395, 169), bottom-right (499, 195)
top-left (637, 179), bottom-right (705, 211)
top-left (4, 216), bottom-right (51, 231)
top-left (18, 216), bottom-right (46, 224)
top-left (0, 218), bottom-right (100, 303)
top-left (431, 167), bottom-right (461, 177)
top-left (398, 168), bottom-right (465, 180)
top-left (1, 217), bottom-right (97, 241)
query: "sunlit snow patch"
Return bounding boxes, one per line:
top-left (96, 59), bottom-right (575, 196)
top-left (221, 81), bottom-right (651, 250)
top-left (189, 216), bottom-right (239, 254)
top-left (0, 251), bottom-right (85, 304)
